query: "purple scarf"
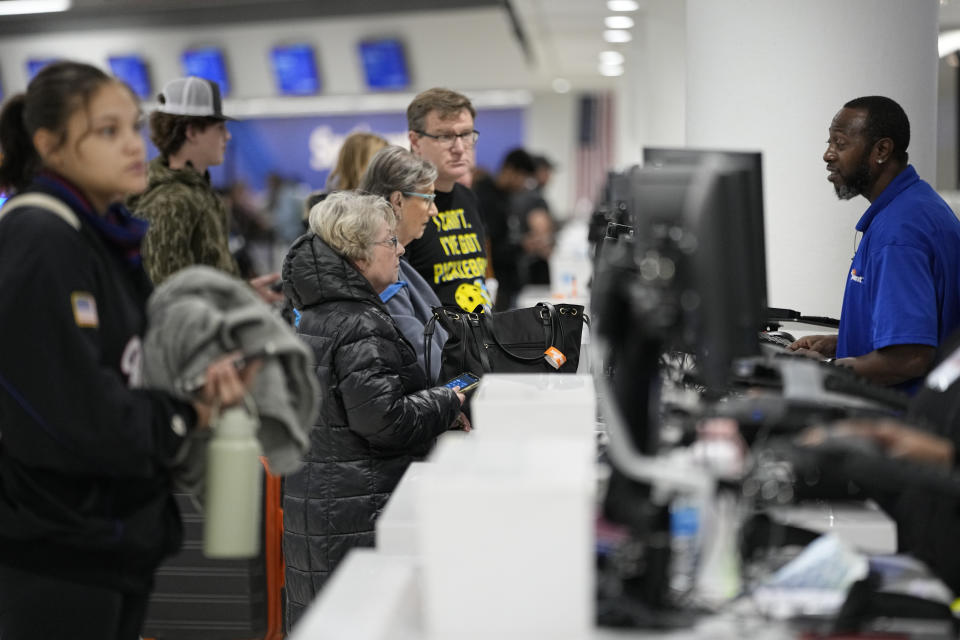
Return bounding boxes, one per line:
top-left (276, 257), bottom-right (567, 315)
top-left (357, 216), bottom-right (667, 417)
top-left (34, 172), bottom-right (149, 268)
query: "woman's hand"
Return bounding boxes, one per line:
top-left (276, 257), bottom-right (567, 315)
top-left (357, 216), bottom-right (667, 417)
top-left (192, 352), bottom-right (262, 429)
top-left (249, 273), bottom-right (284, 304)
top-left (452, 412), bottom-right (472, 432)
top-left (450, 387), bottom-right (471, 432)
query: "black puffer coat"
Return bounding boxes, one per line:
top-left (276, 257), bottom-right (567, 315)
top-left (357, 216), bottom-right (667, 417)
top-left (281, 233), bottom-right (460, 626)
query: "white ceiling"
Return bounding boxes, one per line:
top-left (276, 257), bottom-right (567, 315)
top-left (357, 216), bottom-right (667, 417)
top-left (510, 0), bottom-right (636, 86)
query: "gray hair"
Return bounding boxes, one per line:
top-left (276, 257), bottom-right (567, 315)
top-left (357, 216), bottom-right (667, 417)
top-left (308, 191), bottom-right (396, 263)
top-left (358, 145), bottom-right (438, 201)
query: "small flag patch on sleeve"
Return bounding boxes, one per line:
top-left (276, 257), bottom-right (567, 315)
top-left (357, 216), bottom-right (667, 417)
top-left (71, 292), bottom-right (99, 328)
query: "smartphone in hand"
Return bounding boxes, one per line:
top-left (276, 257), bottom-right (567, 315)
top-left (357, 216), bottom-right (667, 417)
top-left (443, 372), bottom-right (480, 393)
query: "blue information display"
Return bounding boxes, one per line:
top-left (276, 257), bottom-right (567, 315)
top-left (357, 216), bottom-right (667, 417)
top-left (26, 59), bottom-right (58, 81)
top-left (271, 44), bottom-right (320, 95)
top-left (358, 40), bottom-right (410, 90)
top-left (181, 47), bottom-right (230, 96)
top-left (108, 55), bottom-right (152, 99)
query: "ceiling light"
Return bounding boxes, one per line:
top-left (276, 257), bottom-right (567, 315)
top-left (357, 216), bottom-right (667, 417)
top-left (940, 30), bottom-right (960, 58)
top-left (599, 64), bottom-right (625, 77)
top-left (604, 16), bottom-right (634, 29)
top-left (607, 0), bottom-right (640, 11)
top-left (599, 50), bottom-right (625, 65)
top-left (0, 0), bottom-right (72, 15)
top-left (552, 78), bottom-right (571, 94)
top-left (603, 30), bottom-right (632, 43)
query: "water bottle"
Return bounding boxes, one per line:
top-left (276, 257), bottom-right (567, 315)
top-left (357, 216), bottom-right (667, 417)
top-left (203, 403), bottom-right (263, 558)
top-left (668, 495), bottom-right (700, 601)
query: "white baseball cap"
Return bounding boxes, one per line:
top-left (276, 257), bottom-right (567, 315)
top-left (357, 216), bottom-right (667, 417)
top-left (156, 76), bottom-right (232, 120)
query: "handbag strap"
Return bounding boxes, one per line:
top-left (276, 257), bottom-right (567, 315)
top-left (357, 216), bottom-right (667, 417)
top-left (539, 302), bottom-right (563, 352)
top-left (423, 312), bottom-right (439, 383)
top-left (469, 313), bottom-right (494, 373)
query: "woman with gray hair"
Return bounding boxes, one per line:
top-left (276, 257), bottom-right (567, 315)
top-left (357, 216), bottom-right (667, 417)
top-left (279, 190), bottom-right (466, 628)
top-left (359, 145), bottom-right (447, 382)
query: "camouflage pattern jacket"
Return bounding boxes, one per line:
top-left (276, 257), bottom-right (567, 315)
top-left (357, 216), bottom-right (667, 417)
top-left (129, 157), bottom-right (239, 285)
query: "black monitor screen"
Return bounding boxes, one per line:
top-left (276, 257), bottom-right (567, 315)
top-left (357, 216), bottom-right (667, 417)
top-left (108, 55), bottom-right (152, 99)
top-left (627, 155), bottom-right (766, 387)
top-left (26, 59), bottom-right (58, 81)
top-left (271, 44), bottom-right (320, 95)
top-left (181, 47), bottom-right (230, 96)
top-left (358, 39), bottom-right (410, 90)
top-left (643, 147), bottom-right (768, 318)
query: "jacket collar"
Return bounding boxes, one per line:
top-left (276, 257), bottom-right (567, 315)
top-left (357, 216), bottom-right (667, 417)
top-left (283, 232), bottom-right (385, 311)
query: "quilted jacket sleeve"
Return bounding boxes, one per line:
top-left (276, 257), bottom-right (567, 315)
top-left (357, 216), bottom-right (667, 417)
top-left (332, 312), bottom-right (460, 452)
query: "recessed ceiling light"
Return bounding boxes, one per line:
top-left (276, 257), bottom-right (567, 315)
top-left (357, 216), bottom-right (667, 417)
top-left (0, 0), bottom-right (71, 15)
top-left (599, 50), bottom-right (625, 65)
top-left (603, 30), bottom-right (633, 43)
top-left (607, 0), bottom-right (640, 11)
top-left (940, 30), bottom-right (960, 57)
top-left (598, 64), bottom-right (625, 77)
top-left (604, 16), bottom-right (634, 29)
top-left (552, 78), bottom-right (572, 93)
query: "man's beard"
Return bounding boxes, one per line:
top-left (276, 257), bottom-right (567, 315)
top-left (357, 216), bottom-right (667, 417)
top-left (834, 156), bottom-right (871, 200)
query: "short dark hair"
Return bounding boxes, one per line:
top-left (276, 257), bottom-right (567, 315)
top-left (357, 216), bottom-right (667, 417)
top-left (532, 155), bottom-right (554, 172)
top-left (407, 88), bottom-right (476, 132)
top-left (0, 61), bottom-right (119, 192)
top-left (501, 148), bottom-right (535, 174)
top-left (843, 96), bottom-right (910, 164)
top-left (149, 111), bottom-right (223, 158)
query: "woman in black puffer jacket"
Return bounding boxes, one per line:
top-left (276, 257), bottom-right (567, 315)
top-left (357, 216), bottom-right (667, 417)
top-left (281, 191), bottom-right (466, 627)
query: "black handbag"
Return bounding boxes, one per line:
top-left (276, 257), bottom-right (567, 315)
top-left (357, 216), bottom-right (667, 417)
top-left (424, 302), bottom-right (589, 383)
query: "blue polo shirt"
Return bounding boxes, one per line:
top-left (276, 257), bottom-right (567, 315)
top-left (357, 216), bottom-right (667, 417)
top-left (836, 165), bottom-right (960, 393)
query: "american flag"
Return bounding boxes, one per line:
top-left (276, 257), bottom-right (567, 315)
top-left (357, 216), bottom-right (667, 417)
top-left (574, 93), bottom-right (614, 217)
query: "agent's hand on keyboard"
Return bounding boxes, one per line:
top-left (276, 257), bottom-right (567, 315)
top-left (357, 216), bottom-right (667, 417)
top-left (801, 419), bottom-right (955, 469)
top-left (787, 333), bottom-right (837, 357)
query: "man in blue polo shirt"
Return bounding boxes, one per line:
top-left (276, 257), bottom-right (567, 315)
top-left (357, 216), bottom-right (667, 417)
top-left (789, 96), bottom-right (960, 393)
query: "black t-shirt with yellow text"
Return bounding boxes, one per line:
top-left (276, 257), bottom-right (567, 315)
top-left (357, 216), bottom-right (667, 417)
top-left (404, 183), bottom-right (491, 312)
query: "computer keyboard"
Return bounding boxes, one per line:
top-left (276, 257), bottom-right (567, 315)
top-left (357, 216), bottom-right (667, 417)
top-left (758, 331), bottom-right (795, 349)
top-left (818, 360), bottom-right (910, 412)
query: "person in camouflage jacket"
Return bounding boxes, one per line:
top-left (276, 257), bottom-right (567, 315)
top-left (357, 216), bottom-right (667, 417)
top-left (131, 156), bottom-right (238, 284)
top-left (128, 77), bottom-right (239, 285)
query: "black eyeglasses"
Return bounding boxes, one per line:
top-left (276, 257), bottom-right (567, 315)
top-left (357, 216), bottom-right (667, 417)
top-left (373, 235), bottom-right (399, 249)
top-left (415, 129), bottom-right (479, 148)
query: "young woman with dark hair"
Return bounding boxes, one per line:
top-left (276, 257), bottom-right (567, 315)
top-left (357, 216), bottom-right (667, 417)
top-left (0, 60), bottom-right (255, 640)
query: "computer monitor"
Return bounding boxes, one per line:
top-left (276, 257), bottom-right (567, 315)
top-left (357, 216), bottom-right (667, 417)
top-left (270, 44), bottom-right (320, 95)
top-left (26, 58), bottom-right (58, 81)
top-left (108, 55), bottom-right (152, 99)
top-left (629, 154), bottom-right (766, 384)
top-left (358, 39), bottom-right (410, 90)
top-left (181, 47), bottom-right (230, 96)
top-left (643, 147), bottom-right (768, 324)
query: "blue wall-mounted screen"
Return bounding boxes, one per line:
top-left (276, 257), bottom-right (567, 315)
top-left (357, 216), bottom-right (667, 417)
top-left (26, 59), bottom-right (58, 81)
top-left (108, 55), bottom-right (152, 99)
top-left (181, 47), bottom-right (230, 96)
top-left (271, 44), bottom-right (320, 95)
top-left (358, 39), bottom-right (410, 90)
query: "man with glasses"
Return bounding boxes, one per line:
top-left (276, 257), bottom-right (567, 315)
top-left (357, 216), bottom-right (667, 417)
top-left (405, 88), bottom-right (491, 312)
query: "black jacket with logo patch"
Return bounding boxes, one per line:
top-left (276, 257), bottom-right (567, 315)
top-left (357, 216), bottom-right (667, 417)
top-left (0, 179), bottom-right (197, 593)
